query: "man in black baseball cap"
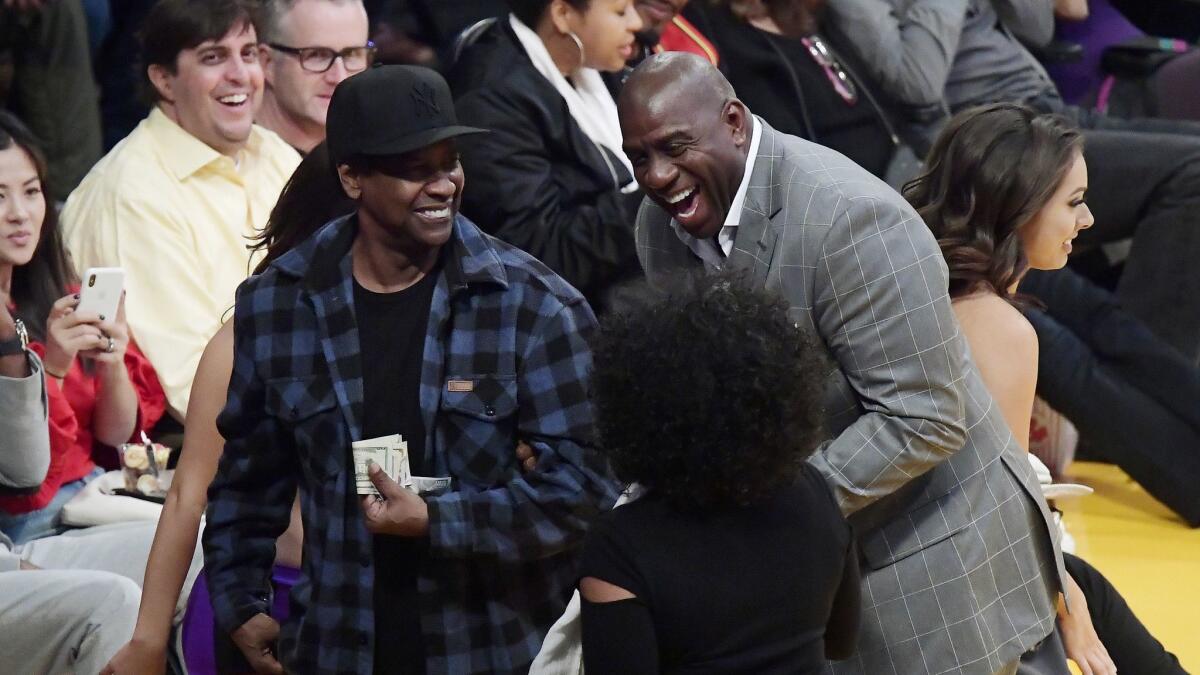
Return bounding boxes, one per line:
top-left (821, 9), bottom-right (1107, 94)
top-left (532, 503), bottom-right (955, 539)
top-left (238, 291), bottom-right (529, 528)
top-left (203, 63), bottom-right (619, 675)
top-left (325, 63), bottom-right (486, 164)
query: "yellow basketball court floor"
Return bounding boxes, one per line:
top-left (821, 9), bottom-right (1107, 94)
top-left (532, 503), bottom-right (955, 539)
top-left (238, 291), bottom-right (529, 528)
top-left (1058, 461), bottom-right (1200, 672)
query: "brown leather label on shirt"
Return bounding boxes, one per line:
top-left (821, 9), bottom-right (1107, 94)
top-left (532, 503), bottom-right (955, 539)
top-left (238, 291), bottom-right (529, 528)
top-left (447, 380), bottom-right (475, 392)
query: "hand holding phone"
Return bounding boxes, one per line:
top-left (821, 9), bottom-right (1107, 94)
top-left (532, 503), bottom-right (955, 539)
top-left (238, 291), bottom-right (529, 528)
top-left (42, 269), bottom-right (128, 375)
top-left (77, 268), bottom-right (124, 321)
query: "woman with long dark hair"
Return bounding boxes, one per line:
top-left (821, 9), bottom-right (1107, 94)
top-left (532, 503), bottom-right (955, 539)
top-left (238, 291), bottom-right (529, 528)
top-left (101, 142), bottom-right (355, 675)
top-left (0, 111), bottom-right (166, 544)
top-left (905, 102), bottom-right (1186, 675)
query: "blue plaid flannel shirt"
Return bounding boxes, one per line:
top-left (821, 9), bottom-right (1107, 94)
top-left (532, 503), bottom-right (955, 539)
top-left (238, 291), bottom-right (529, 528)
top-left (203, 214), bottom-right (619, 674)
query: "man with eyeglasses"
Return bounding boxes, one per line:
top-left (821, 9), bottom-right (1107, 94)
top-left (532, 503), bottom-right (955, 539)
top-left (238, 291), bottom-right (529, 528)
top-left (257, 0), bottom-right (373, 154)
top-left (60, 0), bottom-right (300, 420)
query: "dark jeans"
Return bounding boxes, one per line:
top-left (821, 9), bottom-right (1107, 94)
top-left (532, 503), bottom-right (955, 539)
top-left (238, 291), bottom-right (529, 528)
top-left (1024, 97), bottom-right (1200, 362)
top-left (1063, 553), bottom-right (1186, 675)
top-left (1022, 267), bottom-right (1200, 526)
top-left (0, 0), bottom-right (102, 200)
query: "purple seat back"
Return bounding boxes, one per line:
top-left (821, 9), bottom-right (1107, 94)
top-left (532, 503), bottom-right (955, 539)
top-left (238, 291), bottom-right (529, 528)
top-left (1046, 0), bottom-right (1142, 104)
top-left (181, 566), bottom-right (301, 675)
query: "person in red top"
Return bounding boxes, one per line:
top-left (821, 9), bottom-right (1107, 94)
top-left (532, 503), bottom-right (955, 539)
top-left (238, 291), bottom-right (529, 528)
top-left (0, 111), bottom-right (166, 544)
top-left (632, 0), bottom-right (718, 66)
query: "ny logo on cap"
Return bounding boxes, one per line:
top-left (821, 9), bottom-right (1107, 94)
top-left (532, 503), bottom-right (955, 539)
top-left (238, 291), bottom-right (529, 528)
top-left (411, 81), bottom-right (440, 117)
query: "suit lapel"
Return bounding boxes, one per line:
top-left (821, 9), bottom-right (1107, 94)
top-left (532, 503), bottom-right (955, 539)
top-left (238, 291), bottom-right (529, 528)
top-left (727, 121), bottom-right (783, 285)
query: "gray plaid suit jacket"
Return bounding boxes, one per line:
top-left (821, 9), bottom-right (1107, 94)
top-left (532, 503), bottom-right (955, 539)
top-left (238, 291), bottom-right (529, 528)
top-left (636, 120), bottom-right (1067, 675)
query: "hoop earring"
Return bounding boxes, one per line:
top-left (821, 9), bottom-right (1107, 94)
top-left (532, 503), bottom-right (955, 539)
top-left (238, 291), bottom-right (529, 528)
top-left (567, 31), bottom-right (586, 68)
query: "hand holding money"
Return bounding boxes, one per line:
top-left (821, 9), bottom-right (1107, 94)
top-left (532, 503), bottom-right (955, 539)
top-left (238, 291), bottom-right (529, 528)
top-left (360, 462), bottom-right (430, 537)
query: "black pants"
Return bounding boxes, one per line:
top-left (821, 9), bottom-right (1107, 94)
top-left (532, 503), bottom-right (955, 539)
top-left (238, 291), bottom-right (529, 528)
top-left (1063, 553), bottom-right (1186, 675)
top-left (1022, 267), bottom-right (1200, 526)
top-left (1024, 97), bottom-right (1200, 362)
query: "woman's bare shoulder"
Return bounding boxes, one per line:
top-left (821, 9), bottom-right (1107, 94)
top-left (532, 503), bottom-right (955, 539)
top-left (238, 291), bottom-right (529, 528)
top-left (952, 293), bottom-right (1038, 358)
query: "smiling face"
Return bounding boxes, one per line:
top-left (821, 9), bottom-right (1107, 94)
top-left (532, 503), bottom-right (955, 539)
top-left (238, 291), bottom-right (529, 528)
top-left (263, 0), bottom-right (369, 134)
top-left (563, 0), bottom-right (644, 72)
top-left (621, 89), bottom-right (750, 239)
top-left (1018, 152), bottom-right (1093, 270)
top-left (0, 145), bottom-right (46, 270)
top-left (149, 21), bottom-right (265, 156)
top-left (338, 140), bottom-right (465, 252)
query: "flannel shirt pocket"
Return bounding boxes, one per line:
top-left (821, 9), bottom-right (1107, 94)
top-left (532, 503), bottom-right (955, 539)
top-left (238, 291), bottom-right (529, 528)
top-left (266, 375), bottom-right (342, 478)
top-left (440, 374), bottom-right (518, 488)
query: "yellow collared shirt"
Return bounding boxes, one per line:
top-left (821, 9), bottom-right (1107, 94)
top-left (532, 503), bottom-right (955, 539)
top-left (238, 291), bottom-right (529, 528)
top-left (62, 107), bottom-right (300, 417)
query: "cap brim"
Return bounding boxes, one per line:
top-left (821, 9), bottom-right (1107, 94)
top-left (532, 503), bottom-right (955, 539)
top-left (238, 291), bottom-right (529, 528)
top-left (358, 125), bottom-right (489, 158)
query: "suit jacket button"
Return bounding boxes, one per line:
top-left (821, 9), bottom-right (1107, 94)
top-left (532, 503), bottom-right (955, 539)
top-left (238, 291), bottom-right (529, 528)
top-left (485, 405), bottom-right (496, 416)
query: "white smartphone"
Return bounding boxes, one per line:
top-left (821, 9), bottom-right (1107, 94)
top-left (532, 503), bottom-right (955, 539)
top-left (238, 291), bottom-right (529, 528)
top-left (77, 267), bottom-right (125, 320)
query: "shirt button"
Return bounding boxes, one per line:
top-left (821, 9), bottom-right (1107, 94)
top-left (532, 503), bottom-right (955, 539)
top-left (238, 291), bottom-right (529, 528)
top-left (484, 405), bottom-right (496, 416)
top-left (359, 634), bottom-right (369, 646)
top-left (361, 556), bottom-right (370, 568)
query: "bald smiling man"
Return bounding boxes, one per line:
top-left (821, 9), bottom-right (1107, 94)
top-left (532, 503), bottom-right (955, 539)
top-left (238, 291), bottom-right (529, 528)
top-left (613, 53), bottom-right (1070, 675)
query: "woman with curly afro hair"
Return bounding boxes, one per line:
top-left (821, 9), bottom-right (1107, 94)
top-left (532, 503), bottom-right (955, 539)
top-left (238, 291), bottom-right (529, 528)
top-left (576, 271), bottom-right (860, 674)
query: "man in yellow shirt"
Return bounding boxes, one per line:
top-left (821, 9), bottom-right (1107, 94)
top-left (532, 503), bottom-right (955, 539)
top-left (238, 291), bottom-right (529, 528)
top-left (256, 0), bottom-right (373, 154)
top-left (61, 0), bottom-right (300, 419)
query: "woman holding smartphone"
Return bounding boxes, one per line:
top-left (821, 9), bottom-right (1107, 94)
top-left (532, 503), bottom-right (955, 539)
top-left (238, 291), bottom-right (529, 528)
top-left (0, 111), bottom-right (165, 544)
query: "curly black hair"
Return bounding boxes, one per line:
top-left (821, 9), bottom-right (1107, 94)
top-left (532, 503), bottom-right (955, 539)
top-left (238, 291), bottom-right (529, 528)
top-left (591, 271), bottom-right (828, 512)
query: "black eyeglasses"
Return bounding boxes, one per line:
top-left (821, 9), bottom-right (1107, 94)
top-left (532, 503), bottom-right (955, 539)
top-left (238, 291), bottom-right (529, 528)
top-left (268, 42), bottom-right (377, 73)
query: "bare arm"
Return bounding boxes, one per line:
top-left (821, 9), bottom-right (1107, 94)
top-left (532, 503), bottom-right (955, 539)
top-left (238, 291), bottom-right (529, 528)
top-left (951, 294), bottom-right (1038, 451)
top-left (101, 323), bottom-right (235, 675)
top-left (1054, 0), bottom-right (1089, 21)
top-left (91, 363), bottom-right (138, 448)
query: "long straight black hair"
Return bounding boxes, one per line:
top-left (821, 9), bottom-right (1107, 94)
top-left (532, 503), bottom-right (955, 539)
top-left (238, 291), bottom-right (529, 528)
top-left (2, 112), bottom-right (75, 342)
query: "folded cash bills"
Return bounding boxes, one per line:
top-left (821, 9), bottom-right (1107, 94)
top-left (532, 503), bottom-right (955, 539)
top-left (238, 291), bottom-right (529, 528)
top-left (352, 434), bottom-right (410, 496)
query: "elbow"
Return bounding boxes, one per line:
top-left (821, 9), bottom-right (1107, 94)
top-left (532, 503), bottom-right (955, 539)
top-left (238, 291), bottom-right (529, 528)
top-left (1, 428), bottom-right (51, 489)
top-left (1056, 0), bottom-right (1089, 22)
top-left (96, 423), bottom-right (137, 450)
top-left (928, 415), bottom-right (968, 459)
top-left (2, 460), bottom-right (50, 491)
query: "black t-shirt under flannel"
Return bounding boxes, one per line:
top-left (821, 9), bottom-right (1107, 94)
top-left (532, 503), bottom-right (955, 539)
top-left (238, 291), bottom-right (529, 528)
top-left (354, 268), bottom-right (437, 675)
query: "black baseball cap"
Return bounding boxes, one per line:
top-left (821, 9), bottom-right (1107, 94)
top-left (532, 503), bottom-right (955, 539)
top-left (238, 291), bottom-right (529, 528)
top-left (325, 65), bottom-right (486, 166)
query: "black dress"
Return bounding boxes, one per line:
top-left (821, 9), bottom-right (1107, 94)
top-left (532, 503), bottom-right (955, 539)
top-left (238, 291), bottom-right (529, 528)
top-left (578, 464), bottom-right (860, 674)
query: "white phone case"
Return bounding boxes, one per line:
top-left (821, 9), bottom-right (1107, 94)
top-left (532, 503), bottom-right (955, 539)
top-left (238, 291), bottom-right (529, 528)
top-left (77, 267), bottom-right (124, 320)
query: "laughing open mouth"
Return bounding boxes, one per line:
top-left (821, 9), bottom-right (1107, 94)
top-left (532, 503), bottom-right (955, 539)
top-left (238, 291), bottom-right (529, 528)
top-left (664, 186), bottom-right (699, 219)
